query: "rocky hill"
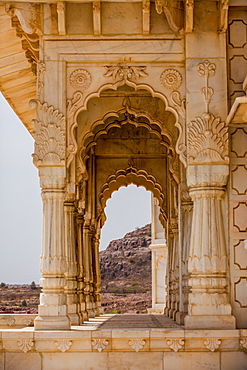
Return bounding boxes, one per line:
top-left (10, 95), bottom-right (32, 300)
top-left (100, 224), bottom-right (152, 303)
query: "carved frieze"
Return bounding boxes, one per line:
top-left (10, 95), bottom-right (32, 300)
top-left (167, 339), bottom-right (184, 352)
top-left (55, 339), bottom-right (72, 352)
top-left (128, 339), bottom-right (146, 352)
top-left (30, 100), bottom-right (66, 167)
top-left (5, 318), bottom-right (15, 326)
top-left (203, 338), bottom-right (221, 352)
top-left (17, 339), bottom-right (34, 353)
top-left (104, 65), bottom-right (148, 81)
top-left (92, 339), bottom-right (109, 352)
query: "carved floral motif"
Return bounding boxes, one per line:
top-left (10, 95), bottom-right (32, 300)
top-left (69, 69), bottom-right (92, 91)
top-left (5, 318), bottom-right (15, 326)
top-left (167, 339), bottom-right (184, 352)
top-left (23, 318), bottom-right (34, 326)
top-left (18, 339), bottom-right (34, 353)
top-left (197, 60), bottom-right (216, 113)
top-left (160, 70), bottom-right (182, 91)
top-left (55, 339), bottom-right (72, 352)
top-left (204, 338), bottom-right (221, 352)
top-left (188, 113), bottom-right (229, 164)
top-left (104, 65), bottom-right (148, 81)
top-left (128, 339), bottom-right (146, 352)
top-left (30, 100), bottom-right (66, 167)
top-left (92, 339), bottom-right (109, 352)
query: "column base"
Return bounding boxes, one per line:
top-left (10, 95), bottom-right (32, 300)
top-left (68, 313), bottom-right (80, 326)
top-left (175, 311), bottom-right (187, 325)
top-left (184, 315), bottom-right (236, 330)
top-left (34, 315), bottom-right (71, 330)
top-left (147, 305), bottom-right (165, 314)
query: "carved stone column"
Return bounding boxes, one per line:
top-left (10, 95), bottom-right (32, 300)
top-left (185, 164), bottom-right (236, 329)
top-left (64, 196), bottom-right (79, 325)
top-left (34, 167), bottom-right (70, 330)
top-left (76, 212), bottom-right (87, 323)
top-left (148, 244), bottom-right (167, 314)
top-left (30, 100), bottom-right (70, 330)
top-left (184, 57), bottom-right (236, 329)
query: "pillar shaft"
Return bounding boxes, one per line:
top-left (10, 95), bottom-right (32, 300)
top-left (185, 165), bottom-right (235, 329)
top-left (34, 167), bottom-right (70, 330)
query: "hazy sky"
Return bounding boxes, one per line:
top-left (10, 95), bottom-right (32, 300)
top-left (0, 93), bottom-right (151, 284)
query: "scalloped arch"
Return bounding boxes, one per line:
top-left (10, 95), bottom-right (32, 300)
top-left (74, 79), bottom-right (179, 123)
top-left (97, 165), bottom-right (167, 229)
top-left (79, 107), bottom-right (175, 165)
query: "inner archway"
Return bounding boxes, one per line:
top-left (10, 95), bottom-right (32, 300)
top-left (100, 184), bottom-right (151, 251)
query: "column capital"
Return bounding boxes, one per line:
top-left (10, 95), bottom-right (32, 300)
top-left (187, 164), bottom-right (229, 188)
top-left (39, 166), bottom-right (66, 189)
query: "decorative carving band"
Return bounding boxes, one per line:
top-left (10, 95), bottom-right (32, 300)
top-left (188, 255), bottom-right (227, 273)
top-left (17, 339), bottom-right (34, 353)
top-left (128, 339), bottom-right (146, 352)
top-left (204, 338), bottom-right (221, 352)
top-left (69, 69), bottom-right (92, 91)
top-left (188, 113), bottom-right (229, 165)
top-left (160, 69), bottom-right (182, 91)
top-left (104, 65), bottom-right (148, 81)
top-left (167, 339), bottom-right (184, 352)
top-left (92, 339), bottom-right (109, 352)
top-left (55, 339), bottom-right (72, 352)
top-left (30, 100), bottom-right (66, 167)
top-left (5, 318), bottom-right (15, 326)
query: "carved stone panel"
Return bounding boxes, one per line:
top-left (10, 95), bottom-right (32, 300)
top-left (234, 239), bottom-right (247, 270)
top-left (228, 10), bottom-right (247, 105)
top-left (233, 203), bottom-right (247, 232)
top-left (231, 165), bottom-right (247, 195)
top-left (234, 278), bottom-right (247, 308)
top-left (230, 129), bottom-right (247, 158)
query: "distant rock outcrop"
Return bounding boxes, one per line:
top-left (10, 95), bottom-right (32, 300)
top-left (100, 224), bottom-right (152, 293)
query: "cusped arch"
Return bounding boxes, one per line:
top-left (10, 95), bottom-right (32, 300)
top-left (80, 107), bottom-right (175, 164)
top-left (75, 79), bottom-right (179, 122)
top-left (97, 165), bottom-right (167, 230)
top-left (68, 79), bottom-right (186, 170)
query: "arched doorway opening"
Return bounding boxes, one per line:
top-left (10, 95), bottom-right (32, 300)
top-left (99, 184), bottom-right (152, 314)
top-left (69, 84), bottom-right (182, 323)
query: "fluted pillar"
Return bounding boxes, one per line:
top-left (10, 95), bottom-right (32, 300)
top-left (64, 198), bottom-right (79, 325)
top-left (184, 165), bottom-right (236, 329)
top-left (34, 167), bottom-right (70, 330)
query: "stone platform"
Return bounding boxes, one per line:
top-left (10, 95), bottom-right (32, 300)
top-left (0, 314), bottom-right (246, 369)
